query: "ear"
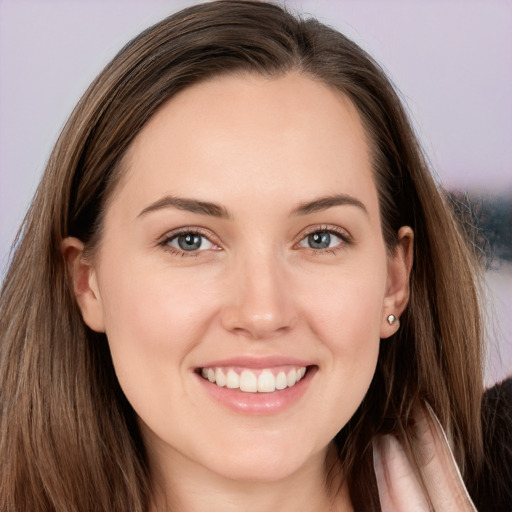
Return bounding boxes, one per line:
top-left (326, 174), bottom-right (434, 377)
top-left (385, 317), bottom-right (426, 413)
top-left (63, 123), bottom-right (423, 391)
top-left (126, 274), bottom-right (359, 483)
top-left (380, 226), bottom-right (414, 339)
top-left (61, 237), bottom-right (105, 332)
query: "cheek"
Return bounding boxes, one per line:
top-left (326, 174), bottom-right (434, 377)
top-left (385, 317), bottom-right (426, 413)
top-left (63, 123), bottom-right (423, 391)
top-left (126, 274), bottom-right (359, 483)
top-left (97, 259), bottom-right (220, 396)
top-left (101, 255), bottom-right (218, 336)
top-left (300, 260), bottom-right (386, 425)
top-left (304, 258), bottom-right (386, 351)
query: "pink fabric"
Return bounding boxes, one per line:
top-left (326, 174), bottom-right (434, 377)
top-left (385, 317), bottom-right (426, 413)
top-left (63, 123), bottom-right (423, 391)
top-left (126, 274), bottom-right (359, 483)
top-left (373, 404), bottom-right (477, 511)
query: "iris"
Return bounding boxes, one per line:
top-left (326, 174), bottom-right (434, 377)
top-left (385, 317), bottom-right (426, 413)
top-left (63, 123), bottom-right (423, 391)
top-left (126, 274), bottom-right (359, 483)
top-left (308, 232), bottom-right (331, 249)
top-left (177, 233), bottom-right (203, 251)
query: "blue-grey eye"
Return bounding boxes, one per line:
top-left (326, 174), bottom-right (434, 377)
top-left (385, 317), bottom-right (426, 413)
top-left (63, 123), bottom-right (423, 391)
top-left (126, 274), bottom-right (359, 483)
top-left (168, 233), bottom-right (214, 252)
top-left (299, 231), bottom-right (343, 250)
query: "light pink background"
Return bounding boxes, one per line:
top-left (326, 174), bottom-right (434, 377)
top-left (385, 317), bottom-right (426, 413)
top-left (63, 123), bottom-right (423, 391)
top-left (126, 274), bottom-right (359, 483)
top-left (0, 0), bottom-right (510, 383)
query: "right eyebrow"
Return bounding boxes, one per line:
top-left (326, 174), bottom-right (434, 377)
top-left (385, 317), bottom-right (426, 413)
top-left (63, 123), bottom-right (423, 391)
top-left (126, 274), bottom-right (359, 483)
top-left (137, 195), bottom-right (231, 219)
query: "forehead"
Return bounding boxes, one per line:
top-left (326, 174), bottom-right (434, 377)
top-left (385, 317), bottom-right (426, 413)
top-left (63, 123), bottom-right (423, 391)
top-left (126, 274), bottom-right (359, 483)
top-left (113, 71), bottom-right (378, 221)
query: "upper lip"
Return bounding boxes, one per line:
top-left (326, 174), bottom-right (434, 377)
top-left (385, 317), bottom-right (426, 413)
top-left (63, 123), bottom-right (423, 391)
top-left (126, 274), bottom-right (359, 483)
top-left (196, 355), bottom-right (315, 369)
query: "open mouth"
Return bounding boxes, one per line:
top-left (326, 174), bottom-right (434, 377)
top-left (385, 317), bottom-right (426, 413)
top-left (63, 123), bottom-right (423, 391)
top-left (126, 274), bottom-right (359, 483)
top-left (196, 365), bottom-right (312, 393)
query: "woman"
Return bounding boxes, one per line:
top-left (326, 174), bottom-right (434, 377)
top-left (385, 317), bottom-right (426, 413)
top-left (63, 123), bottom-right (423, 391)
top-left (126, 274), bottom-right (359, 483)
top-left (0, 1), bottom-right (509, 511)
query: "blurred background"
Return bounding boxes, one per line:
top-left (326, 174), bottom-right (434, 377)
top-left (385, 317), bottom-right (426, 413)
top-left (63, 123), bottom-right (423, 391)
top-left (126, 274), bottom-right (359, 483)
top-left (0, 0), bottom-right (510, 384)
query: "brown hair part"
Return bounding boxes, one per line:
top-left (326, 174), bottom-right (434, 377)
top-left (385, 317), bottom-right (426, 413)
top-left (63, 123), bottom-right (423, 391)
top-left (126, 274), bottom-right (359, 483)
top-left (0, 2), bottom-right (484, 510)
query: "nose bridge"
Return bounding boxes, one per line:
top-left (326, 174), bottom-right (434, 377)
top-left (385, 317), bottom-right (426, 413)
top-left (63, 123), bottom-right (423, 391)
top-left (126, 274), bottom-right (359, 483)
top-left (222, 242), bottom-right (297, 338)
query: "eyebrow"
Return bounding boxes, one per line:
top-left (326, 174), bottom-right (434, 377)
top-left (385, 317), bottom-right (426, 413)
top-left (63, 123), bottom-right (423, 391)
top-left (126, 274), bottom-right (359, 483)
top-left (138, 195), bottom-right (230, 219)
top-left (138, 192), bottom-right (367, 219)
top-left (291, 193), bottom-right (367, 216)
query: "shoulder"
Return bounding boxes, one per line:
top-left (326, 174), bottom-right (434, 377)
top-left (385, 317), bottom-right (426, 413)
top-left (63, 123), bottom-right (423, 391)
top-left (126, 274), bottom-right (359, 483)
top-left (471, 378), bottom-right (512, 512)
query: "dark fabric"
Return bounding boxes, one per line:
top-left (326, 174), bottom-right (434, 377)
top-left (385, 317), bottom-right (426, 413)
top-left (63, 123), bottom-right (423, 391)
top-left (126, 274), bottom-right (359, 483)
top-left (471, 378), bottom-right (512, 512)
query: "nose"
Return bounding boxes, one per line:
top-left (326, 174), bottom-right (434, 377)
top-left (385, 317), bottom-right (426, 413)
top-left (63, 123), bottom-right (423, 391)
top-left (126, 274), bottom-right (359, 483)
top-left (220, 251), bottom-right (298, 339)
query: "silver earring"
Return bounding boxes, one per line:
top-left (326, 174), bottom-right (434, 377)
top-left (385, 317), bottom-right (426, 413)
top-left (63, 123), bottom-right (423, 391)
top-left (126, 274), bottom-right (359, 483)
top-left (387, 314), bottom-right (397, 325)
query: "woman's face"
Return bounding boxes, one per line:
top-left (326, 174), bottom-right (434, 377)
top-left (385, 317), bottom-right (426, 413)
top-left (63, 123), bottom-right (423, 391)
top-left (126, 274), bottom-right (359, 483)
top-left (73, 72), bottom-right (408, 484)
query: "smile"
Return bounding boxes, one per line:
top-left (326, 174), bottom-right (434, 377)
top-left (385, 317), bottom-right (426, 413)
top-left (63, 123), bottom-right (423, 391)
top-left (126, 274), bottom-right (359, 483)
top-left (200, 366), bottom-right (308, 393)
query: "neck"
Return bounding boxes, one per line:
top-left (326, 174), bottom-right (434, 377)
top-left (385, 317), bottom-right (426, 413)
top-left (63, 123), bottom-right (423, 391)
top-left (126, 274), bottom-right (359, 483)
top-left (148, 443), bottom-right (353, 512)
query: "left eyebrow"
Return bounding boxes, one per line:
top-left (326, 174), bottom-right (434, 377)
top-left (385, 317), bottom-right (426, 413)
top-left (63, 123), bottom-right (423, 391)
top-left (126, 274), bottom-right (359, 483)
top-left (291, 193), bottom-right (368, 216)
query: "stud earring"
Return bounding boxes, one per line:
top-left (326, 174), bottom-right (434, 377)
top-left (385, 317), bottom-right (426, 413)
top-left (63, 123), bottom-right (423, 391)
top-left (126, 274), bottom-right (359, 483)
top-left (387, 314), bottom-right (397, 325)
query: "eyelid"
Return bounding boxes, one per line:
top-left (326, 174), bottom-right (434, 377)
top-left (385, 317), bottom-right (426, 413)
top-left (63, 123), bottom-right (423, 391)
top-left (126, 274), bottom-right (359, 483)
top-left (294, 224), bottom-right (353, 252)
top-left (297, 224), bottom-right (352, 242)
top-left (156, 224), bottom-right (352, 257)
top-left (157, 226), bottom-right (222, 255)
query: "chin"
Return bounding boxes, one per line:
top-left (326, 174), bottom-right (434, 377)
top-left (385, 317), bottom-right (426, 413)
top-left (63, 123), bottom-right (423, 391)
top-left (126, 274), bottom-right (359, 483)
top-left (199, 435), bottom-right (325, 484)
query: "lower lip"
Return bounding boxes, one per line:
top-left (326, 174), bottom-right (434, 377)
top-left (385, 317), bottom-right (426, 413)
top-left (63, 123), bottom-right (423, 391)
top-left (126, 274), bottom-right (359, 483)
top-left (195, 367), bottom-right (316, 415)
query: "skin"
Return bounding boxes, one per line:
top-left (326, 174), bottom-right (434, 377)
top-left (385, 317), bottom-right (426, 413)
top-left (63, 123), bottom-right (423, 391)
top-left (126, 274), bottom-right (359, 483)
top-left (64, 72), bottom-right (414, 511)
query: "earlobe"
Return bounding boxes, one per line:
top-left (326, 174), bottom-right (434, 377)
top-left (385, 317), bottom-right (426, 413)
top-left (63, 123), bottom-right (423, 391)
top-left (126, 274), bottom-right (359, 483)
top-left (61, 237), bottom-right (106, 332)
top-left (381, 226), bottom-right (414, 339)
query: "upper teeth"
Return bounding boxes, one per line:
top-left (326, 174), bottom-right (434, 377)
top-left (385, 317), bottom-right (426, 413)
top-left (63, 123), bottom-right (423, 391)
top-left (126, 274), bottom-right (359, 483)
top-left (200, 367), bottom-right (307, 393)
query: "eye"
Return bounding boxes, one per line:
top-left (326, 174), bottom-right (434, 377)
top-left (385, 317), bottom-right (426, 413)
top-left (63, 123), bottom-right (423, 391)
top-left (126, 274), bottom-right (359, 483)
top-left (163, 231), bottom-right (216, 253)
top-left (297, 229), bottom-right (347, 251)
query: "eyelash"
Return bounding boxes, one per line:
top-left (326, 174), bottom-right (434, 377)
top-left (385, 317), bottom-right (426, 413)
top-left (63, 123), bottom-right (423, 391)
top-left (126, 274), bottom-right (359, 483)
top-left (158, 227), bottom-right (219, 257)
top-left (297, 225), bottom-right (352, 256)
top-left (158, 225), bottom-right (352, 257)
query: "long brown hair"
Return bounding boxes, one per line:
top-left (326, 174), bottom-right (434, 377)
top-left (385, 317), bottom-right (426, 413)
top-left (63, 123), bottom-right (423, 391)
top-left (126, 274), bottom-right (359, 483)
top-left (0, 1), bottom-right (484, 510)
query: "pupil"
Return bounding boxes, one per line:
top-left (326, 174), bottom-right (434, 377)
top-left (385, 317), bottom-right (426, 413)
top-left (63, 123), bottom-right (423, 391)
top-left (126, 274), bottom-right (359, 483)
top-left (178, 233), bottom-right (202, 251)
top-left (308, 232), bottom-right (330, 249)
